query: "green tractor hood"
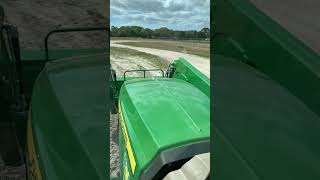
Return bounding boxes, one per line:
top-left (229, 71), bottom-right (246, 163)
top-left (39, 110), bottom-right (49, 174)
top-left (118, 78), bottom-right (210, 179)
top-left (28, 54), bottom-right (108, 180)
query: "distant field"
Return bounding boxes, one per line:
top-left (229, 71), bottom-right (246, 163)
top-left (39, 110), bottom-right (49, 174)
top-left (112, 38), bottom-right (210, 58)
top-left (111, 37), bottom-right (209, 43)
top-left (111, 37), bottom-right (145, 41)
top-left (111, 47), bottom-right (169, 70)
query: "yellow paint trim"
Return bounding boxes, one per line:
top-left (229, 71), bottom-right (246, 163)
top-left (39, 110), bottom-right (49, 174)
top-left (118, 101), bottom-right (137, 175)
top-left (124, 165), bottom-right (129, 180)
top-left (27, 110), bottom-right (43, 180)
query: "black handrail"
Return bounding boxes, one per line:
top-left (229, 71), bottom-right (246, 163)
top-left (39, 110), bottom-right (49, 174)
top-left (124, 69), bottom-right (164, 81)
top-left (44, 27), bottom-right (109, 61)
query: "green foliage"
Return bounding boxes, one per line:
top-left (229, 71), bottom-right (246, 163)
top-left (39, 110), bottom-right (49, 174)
top-left (111, 26), bottom-right (210, 40)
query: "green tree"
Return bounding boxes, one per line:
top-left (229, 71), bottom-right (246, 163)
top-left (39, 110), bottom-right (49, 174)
top-left (200, 28), bottom-right (210, 38)
top-left (111, 26), bottom-right (119, 37)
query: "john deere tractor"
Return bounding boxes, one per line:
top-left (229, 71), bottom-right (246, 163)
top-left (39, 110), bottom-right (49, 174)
top-left (111, 59), bottom-right (210, 180)
top-left (0, 5), bottom-right (210, 179)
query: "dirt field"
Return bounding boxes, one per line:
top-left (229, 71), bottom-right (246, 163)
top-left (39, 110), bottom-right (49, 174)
top-left (111, 39), bottom-right (210, 78)
top-left (110, 113), bottom-right (119, 178)
top-left (111, 47), bottom-right (168, 77)
top-left (116, 39), bottom-right (210, 58)
top-left (0, 0), bottom-right (108, 49)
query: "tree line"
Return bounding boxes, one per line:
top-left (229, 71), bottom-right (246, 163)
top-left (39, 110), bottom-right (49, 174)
top-left (111, 26), bottom-right (210, 40)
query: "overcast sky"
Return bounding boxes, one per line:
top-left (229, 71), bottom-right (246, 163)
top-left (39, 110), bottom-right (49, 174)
top-left (110, 0), bottom-right (210, 31)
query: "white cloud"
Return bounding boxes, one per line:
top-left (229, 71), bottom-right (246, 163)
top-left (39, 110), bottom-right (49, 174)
top-left (110, 0), bottom-right (210, 30)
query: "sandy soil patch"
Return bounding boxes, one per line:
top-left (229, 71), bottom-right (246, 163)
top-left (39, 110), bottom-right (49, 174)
top-left (111, 40), bottom-right (210, 78)
top-left (0, 0), bottom-right (108, 49)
